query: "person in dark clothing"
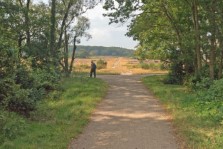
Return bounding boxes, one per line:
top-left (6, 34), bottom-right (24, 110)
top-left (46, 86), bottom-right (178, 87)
top-left (90, 60), bottom-right (96, 78)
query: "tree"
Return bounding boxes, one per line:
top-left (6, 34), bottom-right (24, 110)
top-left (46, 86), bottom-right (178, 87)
top-left (62, 16), bottom-right (91, 76)
top-left (103, 0), bottom-right (223, 82)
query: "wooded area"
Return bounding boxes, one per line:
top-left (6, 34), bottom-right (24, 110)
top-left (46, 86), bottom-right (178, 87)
top-left (75, 45), bottom-right (134, 57)
top-left (104, 0), bottom-right (223, 83)
top-left (0, 0), bottom-right (101, 115)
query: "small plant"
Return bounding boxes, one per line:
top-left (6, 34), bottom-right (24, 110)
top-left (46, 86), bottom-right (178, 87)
top-left (79, 64), bottom-right (90, 69)
top-left (97, 59), bottom-right (107, 69)
top-left (0, 110), bottom-right (26, 143)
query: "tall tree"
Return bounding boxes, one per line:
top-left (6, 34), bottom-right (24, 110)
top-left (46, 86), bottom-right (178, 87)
top-left (50, 0), bottom-right (56, 65)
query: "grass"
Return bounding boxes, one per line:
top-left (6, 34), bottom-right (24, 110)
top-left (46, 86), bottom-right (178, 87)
top-left (73, 57), bottom-right (167, 75)
top-left (142, 75), bottom-right (223, 149)
top-left (0, 77), bottom-right (107, 149)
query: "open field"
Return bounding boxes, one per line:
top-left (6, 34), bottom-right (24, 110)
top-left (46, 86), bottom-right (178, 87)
top-left (72, 56), bottom-right (167, 75)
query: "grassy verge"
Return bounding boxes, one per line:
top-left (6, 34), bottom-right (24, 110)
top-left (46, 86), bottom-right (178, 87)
top-left (142, 75), bottom-right (223, 149)
top-left (0, 77), bottom-right (107, 149)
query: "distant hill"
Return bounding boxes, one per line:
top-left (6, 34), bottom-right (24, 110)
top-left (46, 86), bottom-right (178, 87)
top-left (71, 45), bottom-right (134, 58)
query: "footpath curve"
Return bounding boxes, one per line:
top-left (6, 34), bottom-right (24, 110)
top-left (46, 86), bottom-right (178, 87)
top-left (69, 75), bottom-right (179, 149)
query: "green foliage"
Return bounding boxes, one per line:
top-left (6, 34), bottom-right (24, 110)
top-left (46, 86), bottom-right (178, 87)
top-left (104, 0), bottom-right (223, 81)
top-left (197, 78), bottom-right (223, 101)
top-left (96, 59), bottom-right (107, 69)
top-left (75, 45), bottom-right (134, 57)
top-left (140, 62), bottom-right (164, 70)
top-left (143, 75), bottom-right (223, 148)
top-left (164, 62), bottom-right (185, 84)
top-left (0, 65), bottom-right (60, 116)
top-left (32, 69), bottom-right (60, 92)
top-left (0, 77), bottom-right (107, 148)
top-left (188, 76), bottom-right (213, 91)
top-left (0, 110), bottom-right (26, 144)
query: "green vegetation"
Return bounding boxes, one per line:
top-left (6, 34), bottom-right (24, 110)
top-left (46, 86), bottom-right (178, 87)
top-left (0, 0), bottom-right (100, 121)
top-left (96, 59), bottom-right (107, 69)
top-left (75, 45), bottom-right (134, 57)
top-left (126, 62), bottom-right (168, 71)
top-left (142, 75), bottom-right (223, 149)
top-left (104, 0), bottom-right (223, 84)
top-left (0, 77), bottom-right (107, 149)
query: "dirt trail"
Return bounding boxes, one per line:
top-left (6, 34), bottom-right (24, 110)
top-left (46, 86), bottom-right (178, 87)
top-left (69, 75), bottom-right (179, 149)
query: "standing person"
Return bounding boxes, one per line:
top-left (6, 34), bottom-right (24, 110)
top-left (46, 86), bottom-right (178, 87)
top-left (90, 60), bottom-right (96, 78)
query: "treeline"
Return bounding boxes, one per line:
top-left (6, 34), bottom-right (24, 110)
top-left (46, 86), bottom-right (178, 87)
top-left (0, 0), bottom-right (101, 145)
top-left (104, 1), bottom-right (223, 83)
top-left (0, 0), bottom-right (100, 117)
top-left (103, 2), bottom-right (223, 145)
top-left (74, 45), bottom-right (134, 57)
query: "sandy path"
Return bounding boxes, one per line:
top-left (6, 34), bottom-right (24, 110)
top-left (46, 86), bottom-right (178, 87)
top-left (69, 75), bottom-right (179, 149)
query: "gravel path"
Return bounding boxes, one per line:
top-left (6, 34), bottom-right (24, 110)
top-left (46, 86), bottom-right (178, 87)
top-left (69, 75), bottom-right (179, 149)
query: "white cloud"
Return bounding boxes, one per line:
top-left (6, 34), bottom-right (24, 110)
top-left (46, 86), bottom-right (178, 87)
top-left (80, 3), bottom-right (138, 49)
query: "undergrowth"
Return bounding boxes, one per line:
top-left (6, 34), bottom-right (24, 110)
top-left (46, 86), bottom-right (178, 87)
top-left (0, 77), bottom-right (107, 149)
top-left (142, 75), bottom-right (223, 149)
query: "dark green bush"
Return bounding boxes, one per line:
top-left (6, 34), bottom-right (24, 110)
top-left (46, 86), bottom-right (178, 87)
top-left (186, 76), bottom-right (213, 91)
top-left (15, 65), bottom-right (34, 89)
top-left (0, 110), bottom-right (26, 143)
top-left (193, 78), bottom-right (223, 124)
top-left (203, 79), bottom-right (223, 101)
top-left (32, 69), bottom-right (60, 92)
top-left (0, 67), bottom-right (60, 116)
top-left (164, 62), bottom-right (185, 84)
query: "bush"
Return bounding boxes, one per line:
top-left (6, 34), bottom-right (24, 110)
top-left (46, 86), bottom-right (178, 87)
top-left (97, 59), bottom-right (107, 69)
top-left (32, 69), bottom-right (60, 92)
top-left (164, 62), bottom-right (185, 84)
top-left (193, 78), bottom-right (223, 123)
top-left (204, 78), bottom-right (223, 101)
top-left (0, 110), bottom-right (26, 143)
top-left (15, 65), bottom-right (34, 89)
top-left (186, 76), bottom-right (213, 91)
top-left (0, 67), bottom-right (60, 116)
top-left (140, 63), bottom-right (162, 70)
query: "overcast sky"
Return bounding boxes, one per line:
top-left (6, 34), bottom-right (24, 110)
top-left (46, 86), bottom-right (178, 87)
top-left (80, 3), bottom-right (138, 49)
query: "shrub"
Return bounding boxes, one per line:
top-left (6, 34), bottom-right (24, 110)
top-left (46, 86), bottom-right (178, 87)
top-left (164, 62), bottom-right (185, 84)
top-left (186, 76), bottom-right (213, 91)
top-left (15, 65), bottom-right (34, 89)
top-left (204, 78), bottom-right (223, 101)
top-left (32, 69), bottom-right (60, 92)
top-left (0, 110), bottom-right (26, 143)
top-left (140, 63), bottom-right (162, 70)
top-left (0, 67), bottom-right (60, 116)
top-left (97, 59), bottom-right (107, 69)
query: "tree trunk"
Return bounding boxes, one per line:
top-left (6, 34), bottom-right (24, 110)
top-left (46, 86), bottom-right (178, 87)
top-left (57, 0), bottom-right (72, 51)
top-left (209, 1), bottom-right (217, 80)
top-left (50, 0), bottom-right (56, 61)
top-left (192, 0), bottom-right (202, 76)
top-left (25, 0), bottom-right (30, 47)
top-left (69, 36), bottom-right (77, 74)
top-left (64, 29), bottom-right (69, 76)
top-left (209, 36), bottom-right (216, 79)
top-left (18, 33), bottom-right (23, 59)
top-left (218, 40), bottom-right (223, 79)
